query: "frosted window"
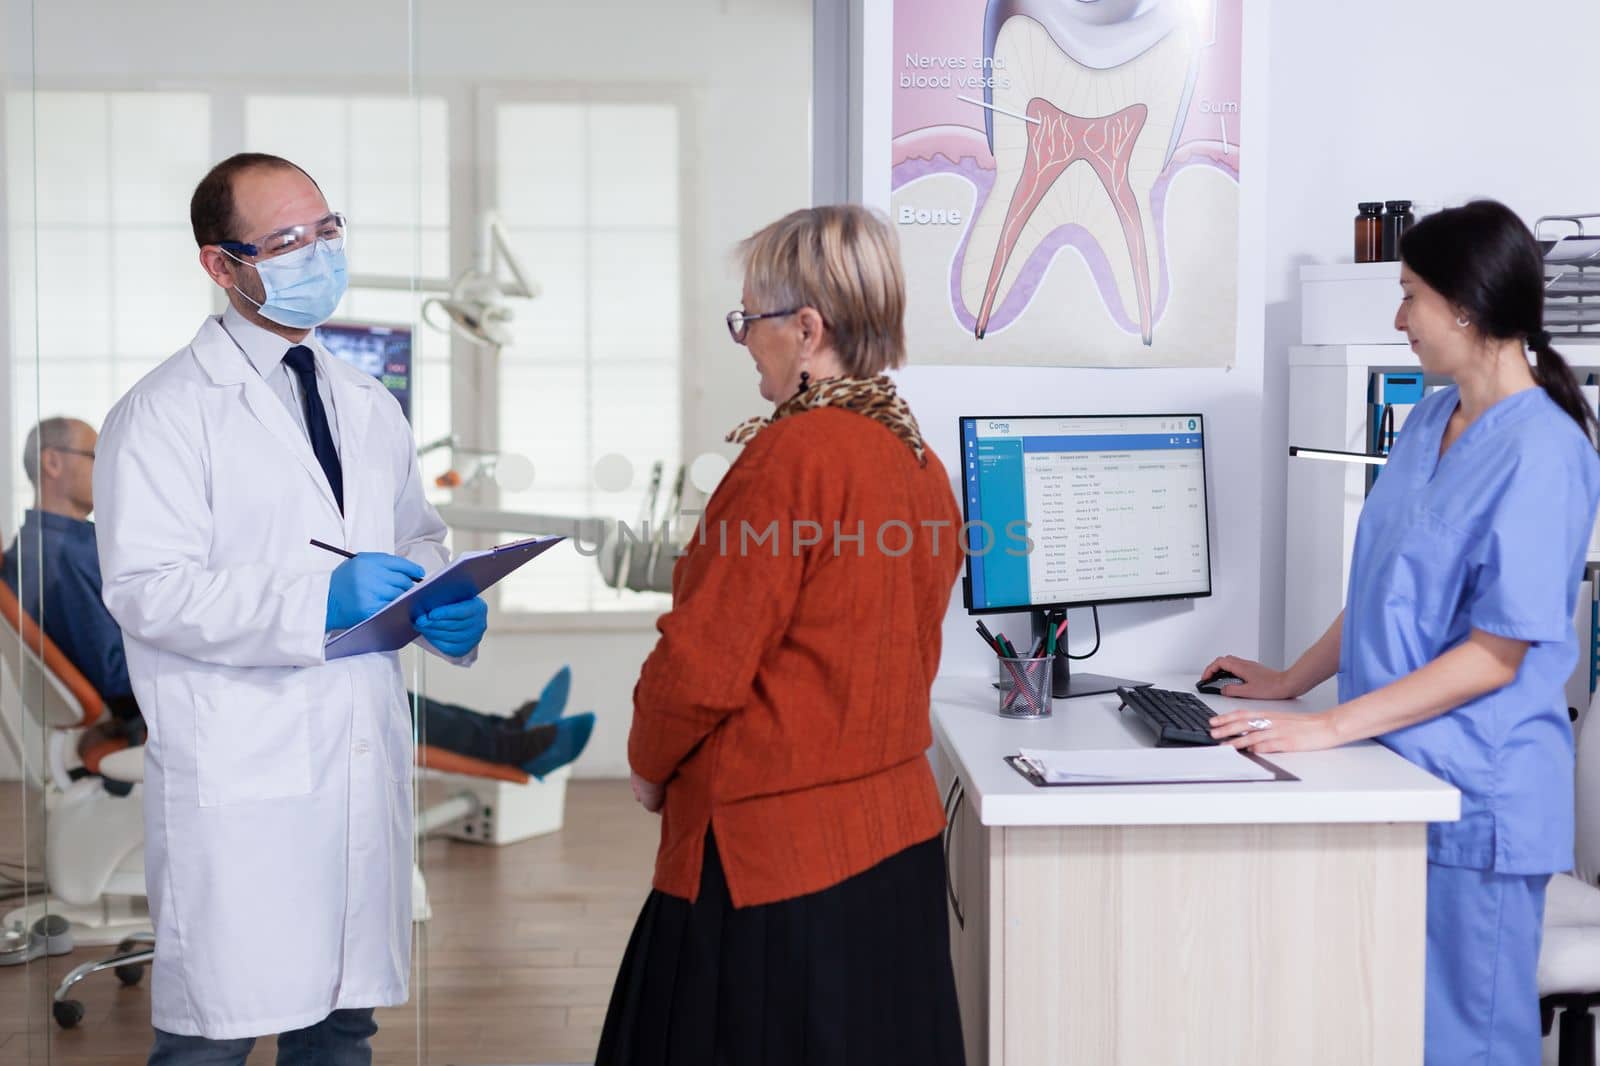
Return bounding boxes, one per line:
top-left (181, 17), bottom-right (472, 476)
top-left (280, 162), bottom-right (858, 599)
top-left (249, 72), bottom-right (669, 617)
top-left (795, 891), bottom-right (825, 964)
top-left (243, 95), bottom-right (351, 209)
top-left (589, 104), bottom-right (678, 227)
top-left (36, 360), bottom-right (115, 426)
top-left (504, 228), bottom-right (587, 354)
top-left (590, 231), bottom-right (679, 361)
top-left (35, 236), bottom-right (113, 359)
top-left (493, 98), bottom-right (682, 613)
top-left (33, 93), bottom-right (109, 226)
top-left (110, 94), bottom-right (211, 225)
top-left (591, 362), bottom-right (680, 462)
top-left (8, 92), bottom-right (215, 518)
top-left (500, 363), bottom-right (588, 489)
top-left (496, 104), bottom-right (587, 227)
top-left (112, 227), bottom-right (211, 356)
top-left (349, 97), bottom-right (441, 225)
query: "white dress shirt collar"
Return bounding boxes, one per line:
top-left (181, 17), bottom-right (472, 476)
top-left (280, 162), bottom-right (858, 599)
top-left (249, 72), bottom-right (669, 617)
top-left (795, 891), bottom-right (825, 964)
top-left (222, 303), bottom-right (313, 379)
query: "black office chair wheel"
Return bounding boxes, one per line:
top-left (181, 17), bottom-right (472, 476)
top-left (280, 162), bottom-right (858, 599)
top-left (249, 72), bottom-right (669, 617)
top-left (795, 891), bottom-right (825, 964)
top-left (115, 962), bottom-right (145, 986)
top-left (53, 999), bottom-right (84, 1029)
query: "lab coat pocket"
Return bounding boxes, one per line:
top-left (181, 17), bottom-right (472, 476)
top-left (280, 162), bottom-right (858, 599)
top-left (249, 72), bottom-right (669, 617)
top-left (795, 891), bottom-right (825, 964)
top-left (368, 656), bottom-right (413, 784)
top-left (194, 668), bottom-right (315, 807)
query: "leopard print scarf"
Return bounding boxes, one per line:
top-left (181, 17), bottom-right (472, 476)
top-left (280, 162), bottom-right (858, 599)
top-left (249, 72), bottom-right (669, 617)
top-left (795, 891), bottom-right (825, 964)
top-left (726, 374), bottom-right (927, 466)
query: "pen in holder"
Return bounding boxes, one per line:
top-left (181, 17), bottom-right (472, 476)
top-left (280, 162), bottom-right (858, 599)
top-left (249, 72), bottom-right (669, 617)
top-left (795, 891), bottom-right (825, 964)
top-left (997, 656), bottom-right (1053, 719)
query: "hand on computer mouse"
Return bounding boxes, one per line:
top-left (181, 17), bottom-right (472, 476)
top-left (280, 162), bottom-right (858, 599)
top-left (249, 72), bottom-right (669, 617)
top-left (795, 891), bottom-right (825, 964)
top-left (1196, 668), bottom-right (1245, 695)
top-left (1197, 656), bottom-right (1294, 700)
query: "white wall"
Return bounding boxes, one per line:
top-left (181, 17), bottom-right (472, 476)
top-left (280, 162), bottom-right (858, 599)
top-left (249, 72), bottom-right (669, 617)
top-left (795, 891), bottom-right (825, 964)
top-left (1258, 0), bottom-right (1600, 667)
top-left (8, 0), bottom-right (812, 778)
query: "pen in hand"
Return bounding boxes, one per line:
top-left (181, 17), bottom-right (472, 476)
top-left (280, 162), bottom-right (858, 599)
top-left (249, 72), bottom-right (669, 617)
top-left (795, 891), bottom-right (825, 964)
top-left (309, 539), bottom-right (423, 583)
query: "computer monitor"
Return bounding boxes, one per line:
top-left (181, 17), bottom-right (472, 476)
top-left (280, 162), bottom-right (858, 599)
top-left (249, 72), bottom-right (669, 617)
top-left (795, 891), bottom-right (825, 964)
top-left (959, 413), bottom-right (1213, 696)
top-left (316, 320), bottom-right (413, 422)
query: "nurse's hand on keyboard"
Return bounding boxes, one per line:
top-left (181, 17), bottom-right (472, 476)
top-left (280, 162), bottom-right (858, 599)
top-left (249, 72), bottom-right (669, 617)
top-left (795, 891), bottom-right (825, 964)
top-left (1198, 655), bottom-right (1295, 701)
top-left (1209, 706), bottom-right (1341, 754)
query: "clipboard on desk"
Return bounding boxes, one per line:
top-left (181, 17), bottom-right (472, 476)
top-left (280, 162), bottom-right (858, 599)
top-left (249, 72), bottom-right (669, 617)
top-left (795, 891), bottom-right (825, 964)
top-left (324, 535), bottom-right (564, 660)
top-left (1004, 750), bottom-right (1298, 788)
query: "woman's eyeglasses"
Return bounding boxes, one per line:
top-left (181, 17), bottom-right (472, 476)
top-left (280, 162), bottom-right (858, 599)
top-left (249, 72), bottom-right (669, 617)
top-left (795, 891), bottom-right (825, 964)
top-left (726, 307), bottom-right (798, 345)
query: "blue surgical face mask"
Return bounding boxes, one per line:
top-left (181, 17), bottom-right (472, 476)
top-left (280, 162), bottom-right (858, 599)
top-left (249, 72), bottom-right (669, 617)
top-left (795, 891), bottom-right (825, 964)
top-left (226, 240), bottom-right (348, 329)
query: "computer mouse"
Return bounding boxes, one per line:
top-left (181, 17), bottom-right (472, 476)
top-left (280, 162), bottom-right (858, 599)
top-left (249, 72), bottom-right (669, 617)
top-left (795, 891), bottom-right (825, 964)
top-left (1196, 669), bottom-right (1245, 696)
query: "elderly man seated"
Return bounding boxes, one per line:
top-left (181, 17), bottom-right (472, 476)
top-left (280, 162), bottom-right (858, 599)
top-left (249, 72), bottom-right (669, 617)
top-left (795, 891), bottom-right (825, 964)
top-left (2, 415), bottom-right (591, 779)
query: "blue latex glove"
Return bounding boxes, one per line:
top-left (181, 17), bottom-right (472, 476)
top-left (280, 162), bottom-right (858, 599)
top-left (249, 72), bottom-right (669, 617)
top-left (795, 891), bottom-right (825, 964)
top-left (413, 596), bottom-right (488, 657)
top-left (326, 552), bottom-right (425, 632)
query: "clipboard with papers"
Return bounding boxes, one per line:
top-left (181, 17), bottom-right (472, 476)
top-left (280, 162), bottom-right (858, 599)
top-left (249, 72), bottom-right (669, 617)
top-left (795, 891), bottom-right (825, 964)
top-left (324, 535), bottom-right (565, 660)
top-left (1004, 746), bottom-right (1298, 788)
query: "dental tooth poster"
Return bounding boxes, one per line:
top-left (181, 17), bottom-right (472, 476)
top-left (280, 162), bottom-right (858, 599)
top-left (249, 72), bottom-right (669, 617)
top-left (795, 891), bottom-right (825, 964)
top-left (892, 0), bottom-right (1242, 367)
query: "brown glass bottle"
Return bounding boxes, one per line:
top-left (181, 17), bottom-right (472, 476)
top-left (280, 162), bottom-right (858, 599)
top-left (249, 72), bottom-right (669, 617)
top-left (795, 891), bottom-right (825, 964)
top-left (1382, 200), bottom-right (1415, 261)
top-left (1354, 202), bottom-right (1384, 263)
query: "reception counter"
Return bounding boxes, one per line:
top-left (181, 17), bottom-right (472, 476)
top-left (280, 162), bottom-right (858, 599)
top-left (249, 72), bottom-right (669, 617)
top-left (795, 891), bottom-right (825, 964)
top-left (931, 674), bottom-right (1459, 1066)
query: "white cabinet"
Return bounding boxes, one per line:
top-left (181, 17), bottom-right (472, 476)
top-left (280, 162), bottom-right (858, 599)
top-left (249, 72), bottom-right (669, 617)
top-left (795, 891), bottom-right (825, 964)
top-left (1283, 343), bottom-right (1419, 703)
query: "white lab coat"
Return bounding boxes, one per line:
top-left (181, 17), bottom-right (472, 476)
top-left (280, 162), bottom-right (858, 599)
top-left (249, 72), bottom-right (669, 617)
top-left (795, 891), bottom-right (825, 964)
top-left (94, 315), bottom-right (455, 1039)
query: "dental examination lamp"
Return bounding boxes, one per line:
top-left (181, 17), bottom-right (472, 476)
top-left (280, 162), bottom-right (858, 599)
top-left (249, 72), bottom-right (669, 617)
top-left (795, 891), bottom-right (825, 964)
top-left (348, 211), bottom-right (538, 351)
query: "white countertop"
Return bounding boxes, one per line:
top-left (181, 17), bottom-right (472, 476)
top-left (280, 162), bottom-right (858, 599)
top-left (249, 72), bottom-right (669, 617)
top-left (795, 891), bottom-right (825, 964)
top-left (932, 673), bottom-right (1460, 828)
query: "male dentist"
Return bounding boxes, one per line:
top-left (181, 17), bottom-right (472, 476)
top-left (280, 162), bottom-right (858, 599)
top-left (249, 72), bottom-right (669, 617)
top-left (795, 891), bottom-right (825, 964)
top-left (94, 153), bottom-right (487, 1065)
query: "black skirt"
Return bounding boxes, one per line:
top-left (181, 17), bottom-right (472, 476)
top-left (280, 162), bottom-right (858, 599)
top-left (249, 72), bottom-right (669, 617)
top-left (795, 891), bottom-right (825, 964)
top-left (595, 832), bottom-right (966, 1066)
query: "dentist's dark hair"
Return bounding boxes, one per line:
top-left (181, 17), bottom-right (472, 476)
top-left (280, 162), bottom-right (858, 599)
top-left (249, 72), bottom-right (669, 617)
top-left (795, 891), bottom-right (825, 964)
top-left (190, 153), bottom-right (320, 248)
top-left (1399, 199), bottom-right (1597, 446)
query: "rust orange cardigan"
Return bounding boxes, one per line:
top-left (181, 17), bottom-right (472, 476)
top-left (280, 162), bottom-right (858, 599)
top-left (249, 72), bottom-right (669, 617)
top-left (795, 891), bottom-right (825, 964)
top-left (629, 406), bottom-right (963, 907)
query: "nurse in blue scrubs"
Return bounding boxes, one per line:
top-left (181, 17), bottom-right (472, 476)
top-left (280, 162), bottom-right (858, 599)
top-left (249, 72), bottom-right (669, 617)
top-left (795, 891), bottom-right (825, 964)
top-left (1204, 200), bottom-right (1600, 1065)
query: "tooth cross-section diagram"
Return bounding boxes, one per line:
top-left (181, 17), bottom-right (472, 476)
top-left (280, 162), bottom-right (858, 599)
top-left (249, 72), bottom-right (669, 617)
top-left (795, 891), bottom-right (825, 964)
top-left (973, 97), bottom-right (1152, 341)
top-left (891, 0), bottom-right (1242, 367)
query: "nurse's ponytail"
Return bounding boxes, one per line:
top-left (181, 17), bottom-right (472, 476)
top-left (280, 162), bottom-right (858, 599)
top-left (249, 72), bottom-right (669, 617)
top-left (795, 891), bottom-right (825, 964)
top-left (1527, 331), bottom-right (1598, 445)
top-left (1400, 200), bottom-right (1599, 448)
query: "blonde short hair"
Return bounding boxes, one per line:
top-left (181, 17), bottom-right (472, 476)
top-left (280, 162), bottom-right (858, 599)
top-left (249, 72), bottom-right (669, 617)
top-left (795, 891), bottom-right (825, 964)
top-left (738, 205), bottom-right (907, 377)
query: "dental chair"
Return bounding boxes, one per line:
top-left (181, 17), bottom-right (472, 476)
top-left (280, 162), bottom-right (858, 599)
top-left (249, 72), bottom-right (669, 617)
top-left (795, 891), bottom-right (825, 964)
top-left (0, 580), bottom-right (153, 1030)
top-left (1539, 691), bottom-right (1600, 1066)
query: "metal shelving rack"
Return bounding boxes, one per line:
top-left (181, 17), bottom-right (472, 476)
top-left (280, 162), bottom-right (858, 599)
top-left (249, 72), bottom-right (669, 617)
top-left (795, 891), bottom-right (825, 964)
top-left (1539, 213), bottom-right (1600, 339)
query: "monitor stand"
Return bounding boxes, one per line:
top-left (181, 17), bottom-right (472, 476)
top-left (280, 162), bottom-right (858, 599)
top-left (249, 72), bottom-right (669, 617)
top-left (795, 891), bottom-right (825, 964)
top-left (1032, 608), bottom-right (1148, 699)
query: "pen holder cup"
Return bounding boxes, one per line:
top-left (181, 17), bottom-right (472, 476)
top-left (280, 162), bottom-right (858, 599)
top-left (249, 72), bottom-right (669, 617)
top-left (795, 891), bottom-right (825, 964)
top-left (997, 657), bottom-right (1053, 719)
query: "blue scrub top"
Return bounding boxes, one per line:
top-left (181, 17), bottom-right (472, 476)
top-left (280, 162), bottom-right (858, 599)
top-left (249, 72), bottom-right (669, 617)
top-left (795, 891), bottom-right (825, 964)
top-left (1340, 385), bottom-right (1600, 874)
top-left (1, 509), bottom-right (135, 711)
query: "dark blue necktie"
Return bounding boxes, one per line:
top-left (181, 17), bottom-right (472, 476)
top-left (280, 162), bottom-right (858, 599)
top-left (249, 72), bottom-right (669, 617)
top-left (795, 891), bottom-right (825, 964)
top-left (283, 345), bottom-right (344, 513)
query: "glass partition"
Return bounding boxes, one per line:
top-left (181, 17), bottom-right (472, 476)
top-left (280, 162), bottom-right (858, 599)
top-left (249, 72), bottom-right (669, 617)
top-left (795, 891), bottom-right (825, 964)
top-left (1, 1), bottom-right (431, 1062)
top-left (2, 0), bottom-right (48, 1060)
top-left (1, 0), bottom-right (819, 1060)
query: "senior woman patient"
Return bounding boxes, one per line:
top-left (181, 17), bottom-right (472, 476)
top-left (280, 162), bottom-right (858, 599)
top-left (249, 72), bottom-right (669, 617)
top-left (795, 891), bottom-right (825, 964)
top-left (595, 205), bottom-right (966, 1066)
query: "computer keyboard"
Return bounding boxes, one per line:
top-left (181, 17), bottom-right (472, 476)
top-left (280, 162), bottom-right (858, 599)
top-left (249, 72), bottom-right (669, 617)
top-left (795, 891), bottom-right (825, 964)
top-left (1116, 686), bottom-right (1221, 746)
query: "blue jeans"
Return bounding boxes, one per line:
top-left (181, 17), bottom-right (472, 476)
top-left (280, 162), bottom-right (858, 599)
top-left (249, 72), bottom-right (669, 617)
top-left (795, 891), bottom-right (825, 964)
top-left (149, 1008), bottom-right (378, 1066)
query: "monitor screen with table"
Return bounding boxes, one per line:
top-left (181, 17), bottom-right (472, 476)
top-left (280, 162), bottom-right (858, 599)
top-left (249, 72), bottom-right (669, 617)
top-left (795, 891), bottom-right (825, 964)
top-left (960, 413), bottom-right (1213, 612)
top-left (959, 413), bottom-right (1214, 697)
top-left (316, 320), bottom-right (413, 422)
